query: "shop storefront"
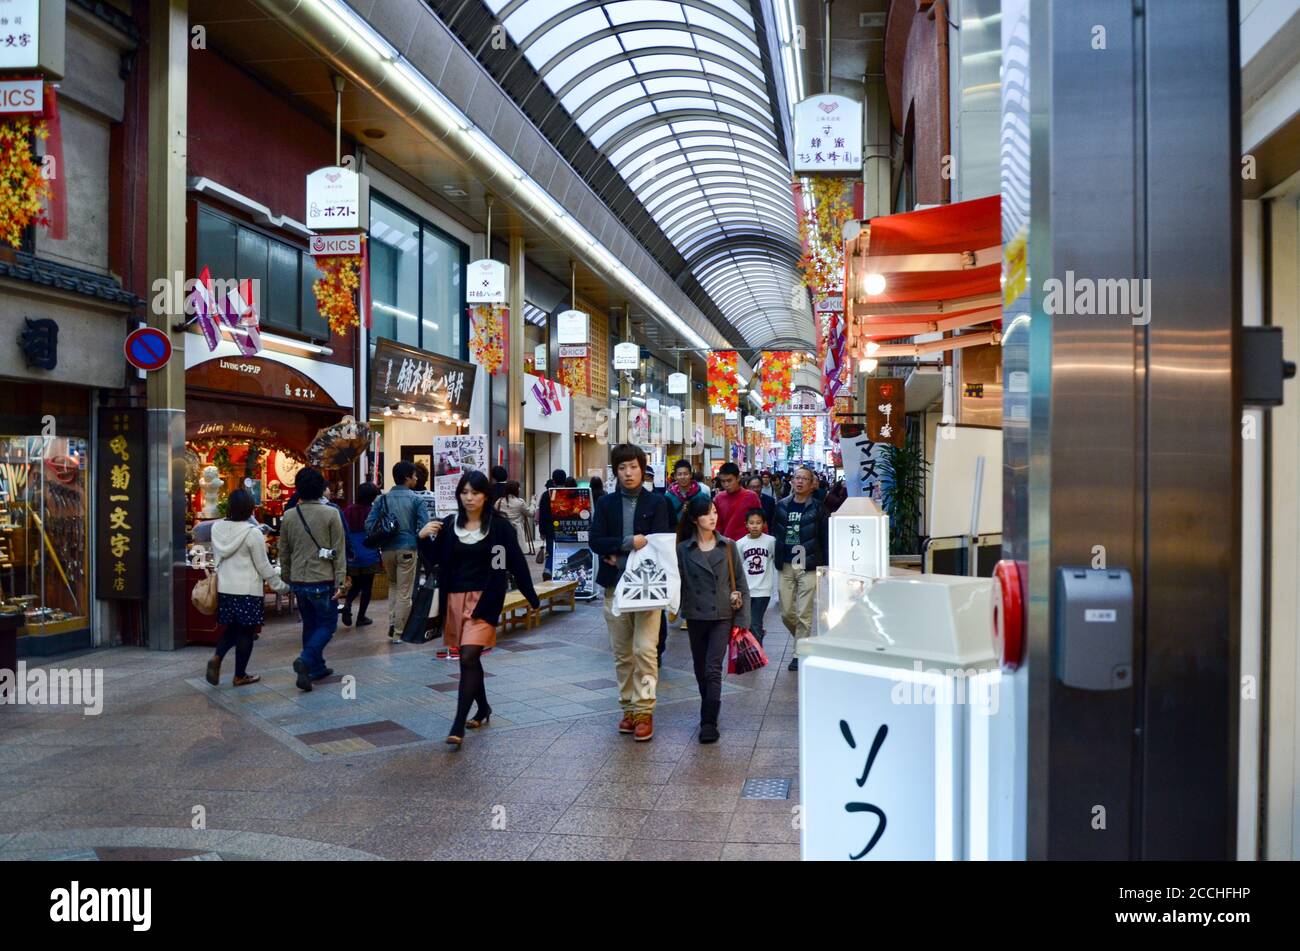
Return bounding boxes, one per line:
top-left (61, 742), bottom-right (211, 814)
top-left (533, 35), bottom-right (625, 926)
top-left (366, 337), bottom-right (477, 489)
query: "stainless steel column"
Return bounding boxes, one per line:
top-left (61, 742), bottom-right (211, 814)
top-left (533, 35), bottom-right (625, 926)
top-left (1013, 0), bottom-right (1240, 859)
top-left (507, 233), bottom-right (526, 481)
top-left (146, 0), bottom-right (189, 651)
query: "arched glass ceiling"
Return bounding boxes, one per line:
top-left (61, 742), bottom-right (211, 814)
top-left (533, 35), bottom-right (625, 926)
top-left (483, 0), bottom-right (814, 346)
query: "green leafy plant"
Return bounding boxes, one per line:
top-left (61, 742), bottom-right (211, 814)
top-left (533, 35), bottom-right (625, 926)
top-left (878, 436), bottom-right (928, 554)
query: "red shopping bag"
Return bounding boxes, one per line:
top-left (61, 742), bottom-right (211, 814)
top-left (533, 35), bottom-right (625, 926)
top-left (728, 626), bottom-right (768, 674)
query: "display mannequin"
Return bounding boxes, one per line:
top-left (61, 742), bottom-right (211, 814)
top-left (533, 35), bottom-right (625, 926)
top-left (199, 465), bottom-right (222, 518)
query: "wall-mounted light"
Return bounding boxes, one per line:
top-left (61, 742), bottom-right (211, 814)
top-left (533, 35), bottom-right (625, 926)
top-left (863, 273), bottom-right (887, 296)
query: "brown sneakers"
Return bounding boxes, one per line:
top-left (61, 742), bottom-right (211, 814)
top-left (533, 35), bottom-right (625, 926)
top-left (618, 712), bottom-right (636, 734)
top-left (633, 714), bottom-right (654, 742)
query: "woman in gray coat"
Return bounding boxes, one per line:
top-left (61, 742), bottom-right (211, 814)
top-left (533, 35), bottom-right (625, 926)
top-left (676, 493), bottom-right (750, 744)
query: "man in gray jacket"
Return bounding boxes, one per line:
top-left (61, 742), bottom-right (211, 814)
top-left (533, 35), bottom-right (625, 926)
top-left (365, 461), bottom-right (427, 642)
top-left (280, 467), bottom-right (348, 691)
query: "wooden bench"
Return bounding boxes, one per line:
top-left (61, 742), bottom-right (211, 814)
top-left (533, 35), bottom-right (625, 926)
top-left (499, 579), bottom-right (579, 633)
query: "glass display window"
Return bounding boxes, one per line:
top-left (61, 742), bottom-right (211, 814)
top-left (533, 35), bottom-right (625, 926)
top-left (0, 435), bottom-right (90, 636)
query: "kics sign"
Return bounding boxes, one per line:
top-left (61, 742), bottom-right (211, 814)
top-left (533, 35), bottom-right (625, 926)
top-left (0, 79), bottom-right (42, 115)
top-left (309, 233), bottom-right (363, 257)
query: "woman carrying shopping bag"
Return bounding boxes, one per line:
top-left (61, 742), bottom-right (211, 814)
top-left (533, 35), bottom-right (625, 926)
top-left (205, 489), bottom-right (290, 687)
top-left (419, 470), bottom-right (539, 749)
top-left (675, 493), bottom-right (749, 744)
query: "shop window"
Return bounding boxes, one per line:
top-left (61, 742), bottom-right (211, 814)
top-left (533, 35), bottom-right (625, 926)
top-left (0, 435), bottom-right (90, 637)
top-left (368, 193), bottom-right (469, 358)
top-left (195, 206), bottom-right (325, 338)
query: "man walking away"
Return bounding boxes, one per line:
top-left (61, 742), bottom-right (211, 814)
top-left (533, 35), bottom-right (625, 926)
top-left (279, 468), bottom-right (348, 691)
top-left (714, 462), bottom-right (763, 541)
top-left (591, 444), bottom-right (671, 741)
top-left (537, 468), bottom-right (566, 581)
top-left (773, 466), bottom-right (828, 671)
top-left (366, 461), bottom-right (427, 642)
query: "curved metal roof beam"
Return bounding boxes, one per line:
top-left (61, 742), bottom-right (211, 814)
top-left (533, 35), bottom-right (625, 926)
top-left (529, 22), bottom-right (763, 86)
top-left (565, 67), bottom-right (771, 124)
top-left (580, 89), bottom-right (778, 146)
top-left (598, 108), bottom-right (779, 163)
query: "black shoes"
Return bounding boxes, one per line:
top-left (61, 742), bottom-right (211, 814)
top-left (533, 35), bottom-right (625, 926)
top-left (467, 706), bottom-right (492, 729)
top-left (356, 616), bottom-right (374, 627)
top-left (205, 656), bottom-right (221, 687)
top-left (787, 657), bottom-right (798, 671)
top-left (341, 608), bottom-right (352, 626)
top-left (699, 723), bottom-right (720, 744)
top-left (311, 667), bottom-right (335, 680)
top-left (293, 658), bottom-right (313, 692)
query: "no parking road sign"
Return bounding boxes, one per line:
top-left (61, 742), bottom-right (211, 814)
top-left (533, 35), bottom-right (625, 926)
top-left (124, 327), bottom-right (173, 372)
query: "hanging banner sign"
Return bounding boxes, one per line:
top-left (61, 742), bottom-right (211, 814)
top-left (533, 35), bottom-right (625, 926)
top-left (309, 233), bottom-right (363, 256)
top-left (97, 407), bottom-right (147, 600)
top-left (305, 166), bottom-right (362, 230)
top-left (668, 372), bottom-right (688, 394)
top-left (558, 345), bottom-right (588, 358)
top-left (613, 341), bottom-right (639, 370)
top-left (556, 309), bottom-right (589, 344)
top-left (792, 95), bottom-right (864, 175)
top-left (466, 259), bottom-right (507, 304)
top-left (867, 377), bottom-right (906, 448)
top-left (533, 343), bottom-right (548, 372)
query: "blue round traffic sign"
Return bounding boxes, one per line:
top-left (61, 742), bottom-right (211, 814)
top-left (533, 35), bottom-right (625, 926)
top-left (124, 327), bottom-right (173, 371)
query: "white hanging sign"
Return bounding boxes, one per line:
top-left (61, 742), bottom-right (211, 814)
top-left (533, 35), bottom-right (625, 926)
top-left (613, 341), bottom-right (640, 370)
top-left (305, 166), bottom-right (362, 230)
top-left (725, 409), bottom-right (738, 422)
top-left (557, 309), bottom-right (589, 344)
top-left (668, 372), bottom-right (688, 394)
top-left (744, 415), bottom-right (758, 429)
top-left (647, 397), bottom-right (660, 415)
top-left (534, 343), bottom-right (547, 372)
top-left (466, 259), bottom-right (507, 304)
top-left (0, 1), bottom-right (41, 71)
top-left (792, 95), bottom-right (863, 175)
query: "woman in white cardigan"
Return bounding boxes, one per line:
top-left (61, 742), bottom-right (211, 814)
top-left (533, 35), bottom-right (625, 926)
top-left (205, 489), bottom-right (289, 686)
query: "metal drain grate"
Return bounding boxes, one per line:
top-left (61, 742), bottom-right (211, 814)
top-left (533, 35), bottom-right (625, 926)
top-left (741, 778), bottom-right (792, 800)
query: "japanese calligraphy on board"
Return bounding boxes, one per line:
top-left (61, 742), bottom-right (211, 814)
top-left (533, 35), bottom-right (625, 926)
top-left (96, 408), bottom-right (146, 600)
top-left (792, 95), bottom-right (863, 175)
top-left (867, 377), bottom-right (905, 448)
top-left (369, 337), bottom-right (476, 419)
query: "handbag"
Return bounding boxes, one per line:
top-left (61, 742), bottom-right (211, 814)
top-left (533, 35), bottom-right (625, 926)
top-left (723, 542), bottom-right (767, 674)
top-left (401, 571), bottom-right (441, 643)
top-left (364, 494), bottom-right (400, 550)
top-left (191, 568), bottom-right (218, 616)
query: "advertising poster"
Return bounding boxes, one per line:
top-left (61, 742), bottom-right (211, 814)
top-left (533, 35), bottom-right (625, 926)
top-left (549, 487), bottom-right (596, 599)
top-left (433, 433), bottom-right (488, 516)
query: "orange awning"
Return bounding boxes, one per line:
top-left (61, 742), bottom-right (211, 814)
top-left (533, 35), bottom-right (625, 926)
top-left (845, 196), bottom-right (1002, 354)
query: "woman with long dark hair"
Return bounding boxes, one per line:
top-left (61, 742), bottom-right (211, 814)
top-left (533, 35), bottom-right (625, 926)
top-left (419, 470), bottom-right (539, 748)
top-left (206, 489), bottom-right (289, 686)
top-left (675, 493), bottom-right (750, 743)
top-left (342, 482), bottom-right (382, 627)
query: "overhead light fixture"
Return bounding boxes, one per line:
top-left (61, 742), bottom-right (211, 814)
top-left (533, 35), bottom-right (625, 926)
top-left (864, 273), bottom-right (887, 295)
top-left (866, 341), bottom-right (880, 356)
top-left (859, 358), bottom-right (878, 374)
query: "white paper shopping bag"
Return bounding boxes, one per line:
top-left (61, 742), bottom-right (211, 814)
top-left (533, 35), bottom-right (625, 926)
top-left (611, 533), bottom-right (680, 617)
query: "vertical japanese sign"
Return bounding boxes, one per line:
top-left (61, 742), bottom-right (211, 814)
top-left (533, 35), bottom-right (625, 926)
top-left (840, 429), bottom-right (886, 500)
top-left (96, 408), bottom-right (146, 600)
top-left (549, 487), bottom-right (596, 599)
top-left (867, 377), bottom-right (905, 448)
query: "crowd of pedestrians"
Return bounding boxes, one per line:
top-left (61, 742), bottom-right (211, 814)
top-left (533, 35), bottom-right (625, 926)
top-left (199, 447), bottom-right (835, 751)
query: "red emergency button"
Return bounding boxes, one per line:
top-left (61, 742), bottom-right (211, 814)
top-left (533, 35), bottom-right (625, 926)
top-left (992, 559), bottom-right (1025, 671)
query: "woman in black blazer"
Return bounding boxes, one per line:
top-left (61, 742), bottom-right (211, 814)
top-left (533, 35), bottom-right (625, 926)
top-left (419, 470), bottom-right (539, 748)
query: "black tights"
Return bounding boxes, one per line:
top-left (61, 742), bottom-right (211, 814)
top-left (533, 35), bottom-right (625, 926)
top-left (450, 644), bottom-right (489, 737)
top-left (345, 573), bottom-right (374, 617)
top-left (215, 622), bottom-right (256, 679)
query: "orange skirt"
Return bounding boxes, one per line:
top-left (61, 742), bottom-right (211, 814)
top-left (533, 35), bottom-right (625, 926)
top-left (443, 590), bottom-right (497, 649)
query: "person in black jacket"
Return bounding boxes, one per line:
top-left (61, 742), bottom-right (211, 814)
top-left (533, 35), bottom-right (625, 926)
top-left (418, 470), bottom-right (539, 748)
top-left (536, 467), bottom-right (566, 581)
top-left (747, 475), bottom-right (776, 531)
top-left (589, 444), bottom-right (672, 742)
top-left (772, 465), bottom-right (829, 671)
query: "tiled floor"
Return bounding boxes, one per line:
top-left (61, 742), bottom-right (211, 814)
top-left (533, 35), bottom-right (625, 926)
top-left (0, 594), bottom-right (803, 861)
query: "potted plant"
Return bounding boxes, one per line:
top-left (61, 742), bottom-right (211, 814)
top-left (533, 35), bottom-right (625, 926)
top-left (878, 432), bottom-right (928, 555)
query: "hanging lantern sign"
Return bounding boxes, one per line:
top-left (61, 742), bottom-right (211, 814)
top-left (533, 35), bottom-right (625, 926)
top-left (744, 415), bottom-right (758, 429)
top-left (725, 409), bottom-right (738, 422)
top-left (613, 341), bottom-right (640, 370)
top-left (647, 397), bottom-right (660, 414)
top-left (557, 309), bottom-right (589, 344)
top-left (306, 166), bottom-right (365, 231)
top-left (668, 372), bottom-right (688, 394)
top-left (792, 95), bottom-right (863, 175)
top-left (534, 343), bottom-right (548, 372)
top-left (466, 259), bottom-right (507, 304)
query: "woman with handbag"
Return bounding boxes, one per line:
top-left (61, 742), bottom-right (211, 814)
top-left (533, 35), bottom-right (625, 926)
top-left (493, 481), bottom-right (531, 554)
top-left (675, 493), bottom-right (750, 743)
top-left (418, 470), bottom-right (540, 748)
top-left (204, 489), bottom-right (289, 687)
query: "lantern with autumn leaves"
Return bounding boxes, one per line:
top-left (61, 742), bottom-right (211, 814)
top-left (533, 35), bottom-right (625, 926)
top-left (0, 113), bottom-right (53, 248)
top-left (802, 415), bottom-right (819, 446)
top-left (759, 351), bottom-right (796, 412)
top-left (469, 304), bottom-right (508, 375)
top-left (775, 416), bottom-right (791, 445)
top-left (707, 350), bottom-right (739, 413)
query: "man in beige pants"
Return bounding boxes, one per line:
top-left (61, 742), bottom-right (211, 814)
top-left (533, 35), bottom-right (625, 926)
top-left (365, 461), bottom-right (427, 642)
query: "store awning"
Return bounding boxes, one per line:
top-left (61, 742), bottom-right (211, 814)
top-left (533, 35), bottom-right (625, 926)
top-left (844, 196), bottom-right (1002, 358)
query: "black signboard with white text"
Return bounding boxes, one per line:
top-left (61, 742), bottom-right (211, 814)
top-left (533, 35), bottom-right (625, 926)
top-left (95, 408), bottom-right (146, 600)
top-left (368, 337), bottom-right (476, 420)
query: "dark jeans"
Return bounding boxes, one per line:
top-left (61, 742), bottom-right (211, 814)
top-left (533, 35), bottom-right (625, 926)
top-left (215, 622), bottom-right (255, 678)
top-left (345, 572), bottom-right (374, 617)
top-left (686, 618), bottom-right (731, 727)
top-left (293, 582), bottom-right (337, 678)
top-left (749, 596), bottom-right (770, 643)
